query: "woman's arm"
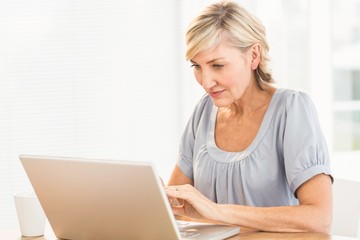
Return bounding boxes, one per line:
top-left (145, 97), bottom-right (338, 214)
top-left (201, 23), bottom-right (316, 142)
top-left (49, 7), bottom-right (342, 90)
top-left (165, 173), bottom-right (332, 234)
top-left (216, 174), bottom-right (332, 233)
top-left (168, 165), bottom-right (193, 186)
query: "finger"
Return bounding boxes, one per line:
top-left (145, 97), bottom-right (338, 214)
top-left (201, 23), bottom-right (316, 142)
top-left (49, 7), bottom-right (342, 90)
top-left (164, 186), bottom-right (182, 198)
top-left (171, 198), bottom-right (185, 208)
top-left (164, 186), bottom-right (191, 206)
top-left (171, 205), bottom-right (185, 216)
top-left (172, 207), bottom-right (182, 216)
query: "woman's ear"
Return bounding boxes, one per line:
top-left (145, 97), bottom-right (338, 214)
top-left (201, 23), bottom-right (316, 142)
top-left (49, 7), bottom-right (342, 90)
top-left (250, 43), bottom-right (261, 70)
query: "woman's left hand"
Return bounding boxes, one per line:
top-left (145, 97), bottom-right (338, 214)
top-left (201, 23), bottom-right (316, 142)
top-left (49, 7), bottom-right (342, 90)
top-left (164, 184), bottom-right (217, 220)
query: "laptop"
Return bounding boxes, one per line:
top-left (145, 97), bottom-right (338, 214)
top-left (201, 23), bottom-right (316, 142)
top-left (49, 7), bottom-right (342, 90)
top-left (19, 154), bottom-right (240, 240)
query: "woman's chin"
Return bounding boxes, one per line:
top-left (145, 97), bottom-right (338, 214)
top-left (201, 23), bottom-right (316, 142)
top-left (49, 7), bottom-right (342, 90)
top-left (210, 98), bottom-right (233, 108)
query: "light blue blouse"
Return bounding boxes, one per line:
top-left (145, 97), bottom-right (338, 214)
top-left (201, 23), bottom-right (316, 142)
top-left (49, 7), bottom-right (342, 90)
top-left (177, 88), bottom-right (331, 207)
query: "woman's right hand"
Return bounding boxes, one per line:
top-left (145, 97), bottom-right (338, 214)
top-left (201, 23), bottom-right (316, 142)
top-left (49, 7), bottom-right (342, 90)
top-left (164, 184), bottom-right (217, 220)
top-left (168, 194), bottom-right (203, 219)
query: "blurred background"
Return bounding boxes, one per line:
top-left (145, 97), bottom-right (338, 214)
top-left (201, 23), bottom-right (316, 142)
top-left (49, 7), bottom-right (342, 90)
top-left (1, 0), bottom-right (359, 229)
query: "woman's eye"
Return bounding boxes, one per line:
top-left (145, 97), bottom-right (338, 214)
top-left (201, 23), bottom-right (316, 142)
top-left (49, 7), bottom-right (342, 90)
top-left (213, 64), bottom-right (224, 70)
top-left (190, 64), bottom-right (201, 70)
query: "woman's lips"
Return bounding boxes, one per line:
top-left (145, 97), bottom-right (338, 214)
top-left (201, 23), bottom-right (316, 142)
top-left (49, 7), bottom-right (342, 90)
top-left (210, 90), bottom-right (225, 98)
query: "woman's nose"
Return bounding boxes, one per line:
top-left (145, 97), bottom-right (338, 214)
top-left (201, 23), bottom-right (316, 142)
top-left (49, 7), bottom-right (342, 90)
top-left (201, 70), bottom-right (216, 90)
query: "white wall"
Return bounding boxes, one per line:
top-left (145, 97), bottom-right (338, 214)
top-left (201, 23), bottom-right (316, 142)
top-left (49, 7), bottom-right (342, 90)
top-left (0, 0), bottom-right (184, 228)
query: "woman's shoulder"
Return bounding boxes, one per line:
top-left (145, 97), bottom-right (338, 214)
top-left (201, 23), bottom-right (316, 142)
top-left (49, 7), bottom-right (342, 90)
top-left (270, 88), bottom-right (320, 126)
top-left (197, 93), bottom-right (213, 106)
top-left (276, 88), bottom-right (311, 100)
top-left (187, 94), bottom-right (214, 128)
top-left (274, 88), bottom-right (315, 109)
top-left (192, 94), bottom-right (214, 115)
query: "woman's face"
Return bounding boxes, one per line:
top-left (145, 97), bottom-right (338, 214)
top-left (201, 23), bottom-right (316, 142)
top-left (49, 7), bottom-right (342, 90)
top-left (190, 41), bottom-right (256, 107)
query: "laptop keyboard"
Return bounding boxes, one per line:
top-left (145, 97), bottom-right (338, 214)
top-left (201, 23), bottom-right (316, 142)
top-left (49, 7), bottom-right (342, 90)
top-left (177, 221), bottom-right (200, 239)
top-left (180, 229), bottom-right (200, 238)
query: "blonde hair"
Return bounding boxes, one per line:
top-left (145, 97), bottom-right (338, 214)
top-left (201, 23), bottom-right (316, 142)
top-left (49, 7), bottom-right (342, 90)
top-left (186, 0), bottom-right (273, 88)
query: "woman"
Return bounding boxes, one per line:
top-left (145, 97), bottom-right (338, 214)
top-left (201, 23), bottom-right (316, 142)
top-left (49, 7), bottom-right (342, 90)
top-left (164, 0), bottom-right (333, 234)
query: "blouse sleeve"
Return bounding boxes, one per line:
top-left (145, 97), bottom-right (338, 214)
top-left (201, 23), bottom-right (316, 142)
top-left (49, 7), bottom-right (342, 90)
top-left (283, 91), bottom-right (332, 195)
top-left (177, 95), bottom-right (210, 180)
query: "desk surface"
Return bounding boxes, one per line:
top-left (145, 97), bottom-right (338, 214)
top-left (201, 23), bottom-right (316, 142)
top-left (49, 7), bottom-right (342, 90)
top-left (0, 225), bottom-right (357, 240)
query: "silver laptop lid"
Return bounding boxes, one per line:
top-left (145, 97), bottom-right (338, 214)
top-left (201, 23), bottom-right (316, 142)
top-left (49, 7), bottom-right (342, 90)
top-left (19, 154), bottom-right (181, 240)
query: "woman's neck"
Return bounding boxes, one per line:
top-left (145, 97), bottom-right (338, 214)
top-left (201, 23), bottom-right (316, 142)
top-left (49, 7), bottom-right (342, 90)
top-left (228, 83), bottom-right (275, 118)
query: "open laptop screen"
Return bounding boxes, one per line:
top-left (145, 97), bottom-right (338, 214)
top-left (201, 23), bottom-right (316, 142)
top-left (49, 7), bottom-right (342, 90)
top-left (19, 154), bottom-right (240, 240)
